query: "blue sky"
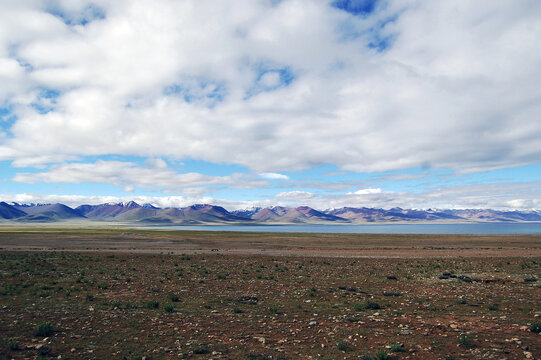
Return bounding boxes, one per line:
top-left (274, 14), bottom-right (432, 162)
top-left (0, 0), bottom-right (540, 210)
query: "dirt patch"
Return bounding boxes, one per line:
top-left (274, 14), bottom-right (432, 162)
top-left (0, 230), bottom-right (540, 359)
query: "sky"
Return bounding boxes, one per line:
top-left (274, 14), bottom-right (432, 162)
top-left (0, 0), bottom-right (540, 211)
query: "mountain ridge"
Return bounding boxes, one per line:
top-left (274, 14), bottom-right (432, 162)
top-left (1, 201), bottom-right (540, 224)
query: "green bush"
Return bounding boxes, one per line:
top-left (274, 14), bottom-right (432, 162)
top-left (34, 323), bottom-right (55, 337)
top-left (36, 346), bottom-right (52, 355)
top-left (7, 338), bottom-right (19, 351)
top-left (530, 321), bottom-right (541, 334)
top-left (355, 300), bottom-right (381, 311)
top-left (193, 347), bottom-right (209, 354)
top-left (337, 340), bottom-right (350, 351)
top-left (457, 334), bottom-right (475, 348)
top-left (164, 303), bottom-right (176, 313)
top-left (146, 300), bottom-right (160, 309)
top-left (375, 350), bottom-right (389, 360)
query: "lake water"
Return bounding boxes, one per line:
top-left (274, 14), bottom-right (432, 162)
top-left (140, 223), bottom-right (541, 234)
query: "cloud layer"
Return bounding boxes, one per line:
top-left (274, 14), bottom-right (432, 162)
top-left (13, 159), bottom-right (268, 193)
top-left (0, 0), bottom-right (540, 173)
top-left (0, 1), bottom-right (540, 211)
top-left (3, 179), bottom-right (540, 211)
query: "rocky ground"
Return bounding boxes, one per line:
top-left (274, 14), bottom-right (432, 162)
top-left (0, 230), bottom-right (540, 359)
top-left (1, 252), bottom-right (540, 359)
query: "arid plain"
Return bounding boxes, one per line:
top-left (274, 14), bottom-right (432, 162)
top-left (1, 228), bottom-right (540, 359)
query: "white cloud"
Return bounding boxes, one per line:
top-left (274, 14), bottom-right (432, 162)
top-left (275, 191), bottom-right (315, 200)
top-left (349, 188), bottom-right (382, 195)
top-left (13, 160), bottom-right (269, 193)
top-left (0, 0), bottom-right (539, 177)
top-left (0, 192), bottom-right (273, 211)
top-left (259, 172), bottom-right (289, 180)
top-left (3, 180), bottom-right (540, 211)
top-left (258, 72), bottom-right (281, 88)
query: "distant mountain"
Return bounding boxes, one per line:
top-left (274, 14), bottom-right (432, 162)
top-left (231, 207), bottom-right (263, 218)
top-left (76, 201), bottom-right (142, 218)
top-left (181, 204), bottom-right (250, 223)
top-left (248, 206), bottom-right (347, 223)
top-left (78, 203), bottom-right (250, 224)
top-left (326, 207), bottom-right (465, 222)
top-left (450, 209), bottom-right (541, 222)
top-left (12, 203), bottom-right (85, 222)
top-left (0, 202), bottom-right (27, 219)
top-left (1, 201), bottom-right (541, 224)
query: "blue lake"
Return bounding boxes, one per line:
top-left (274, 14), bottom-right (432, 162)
top-left (140, 223), bottom-right (541, 234)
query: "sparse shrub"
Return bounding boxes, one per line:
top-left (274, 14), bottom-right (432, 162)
top-left (164, 303), bottom-right (175, 313)
top-left (233, 307), bottom-right (244, 313)
top-left (488, 303), bottom-right (499, 311)
top-left (146, 300), bottom-right (159, 309)
top-left (217, 274), bottom-right (227, 280)
top-left (365, 300), bottom-right (381, 310)
top-left (34, 323), bottom-right (55, 337)
top-left (124, 301), bottom-right (138, 309)
top-left (374, 350), bottom-right (389, 360)
top-left (37, 290), bottom-right (50, 298)
top-left (390, 343), bottom-right (405, 352)
top-left (86, 294), bottom-right (94, 301)
top-left (7, 338), bottom-right (19, 351)
top-left (246, 353), bottom-right (272, 360)
top-left (530, 321), bottom-right (541, 334)
top-left (337, 340), bottom-right (350, 351)
top-left (193, 347), bottom-right (209, 354)
top-left (361, 355), bottom-right (374, 360)
top-left (457, 334), bottom-right (475, 348)
top-left (97, 282), bottom-right (108, 289)
top-left (36, 345), bottom-right (52, 355)
top-left (268, 306), bottom-right (278, 314)
top-left (445, 356), bottom-right (456, 360)
top-left (169, 294), bottom-right (180, 302)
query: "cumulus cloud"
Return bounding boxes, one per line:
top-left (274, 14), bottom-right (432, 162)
top-left (349, 188), bottom-right (382, 195)
top-left (259, 172), bottom-right (289, 180)
top-left (3, 180), bottom-right (540, 210)
top-left (275, 190), bottom-right (315, 200)
top-left (0, 0), bottom-right (538, 174)
top-left (13, 160), bottom-right (269, 193)
top-left (0, 192), bottom-right (275, 211)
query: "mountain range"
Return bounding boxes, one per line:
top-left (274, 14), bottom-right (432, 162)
top-left (1, 201), bottom-right (540, 224)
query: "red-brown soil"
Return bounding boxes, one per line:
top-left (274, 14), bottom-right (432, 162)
top-left (0, 228), bottom-right (540, 359)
